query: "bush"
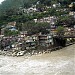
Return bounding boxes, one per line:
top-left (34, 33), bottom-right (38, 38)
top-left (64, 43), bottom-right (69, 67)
top-left (56, 26), bottom-right (64, 36)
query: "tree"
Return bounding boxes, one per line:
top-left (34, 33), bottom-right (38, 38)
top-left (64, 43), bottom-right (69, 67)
top-left (56, 15), bottom-right (75, 27)
top-left (56, 26), bottom-right (64, 36)
top-left (16, 21), bottom-right (50, 35)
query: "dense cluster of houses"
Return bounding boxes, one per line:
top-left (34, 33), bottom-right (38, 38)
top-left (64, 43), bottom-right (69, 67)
top-left (0, 19), bottom-right (75, 51)
top-left (0, 32), bottom-right (54, 57)
top-left (0, 27), bottom-right (75, 51)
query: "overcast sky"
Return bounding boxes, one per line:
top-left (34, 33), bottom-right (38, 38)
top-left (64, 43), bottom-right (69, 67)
top-left (0, 0), bottom-right (4, 4)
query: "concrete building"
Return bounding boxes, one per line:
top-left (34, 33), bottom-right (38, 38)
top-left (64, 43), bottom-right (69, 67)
top-left (34, 16), bottom-right (57, 24)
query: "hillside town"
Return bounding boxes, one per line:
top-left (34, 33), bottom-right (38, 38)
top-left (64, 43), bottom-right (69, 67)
top-left (0, 0), bottom-right (75, 56)
top-left (0, 1), bottom-right (75, 75)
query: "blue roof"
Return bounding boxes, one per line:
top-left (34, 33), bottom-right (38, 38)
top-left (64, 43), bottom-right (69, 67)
top-left (9, 28), bottom-right (17, 31)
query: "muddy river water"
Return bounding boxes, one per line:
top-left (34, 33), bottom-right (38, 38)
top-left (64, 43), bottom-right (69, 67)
top-left (0, 44), bottom-right (75, 75)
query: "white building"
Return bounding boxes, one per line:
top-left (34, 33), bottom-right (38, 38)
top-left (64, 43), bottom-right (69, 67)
top-left (34, 16), bottom-right (57, 24)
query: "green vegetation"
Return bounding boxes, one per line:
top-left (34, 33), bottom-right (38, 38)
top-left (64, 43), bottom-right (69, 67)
top-left (16, 21), bottom-right (50, 35)
top-left (4, 29), bottom-right (19, 36)
top-left (56, 15), bottom-right (75, 27)
top-left (56, 26), bottom-right (64, 36)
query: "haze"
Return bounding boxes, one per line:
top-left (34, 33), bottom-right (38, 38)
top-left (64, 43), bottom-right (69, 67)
top-left (0, 0), bottom-right (4, 4)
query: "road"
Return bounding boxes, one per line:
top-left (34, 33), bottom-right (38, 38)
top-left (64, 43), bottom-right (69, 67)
top-left (0, 44), bottom-right (75, 75)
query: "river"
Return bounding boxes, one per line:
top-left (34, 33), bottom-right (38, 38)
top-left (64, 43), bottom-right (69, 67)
top-left (0, 44), bottom-right (75, 75)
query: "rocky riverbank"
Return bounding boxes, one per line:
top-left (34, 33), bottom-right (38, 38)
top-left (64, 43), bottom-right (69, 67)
top-left (0, 43), bottom-right (74, 57)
